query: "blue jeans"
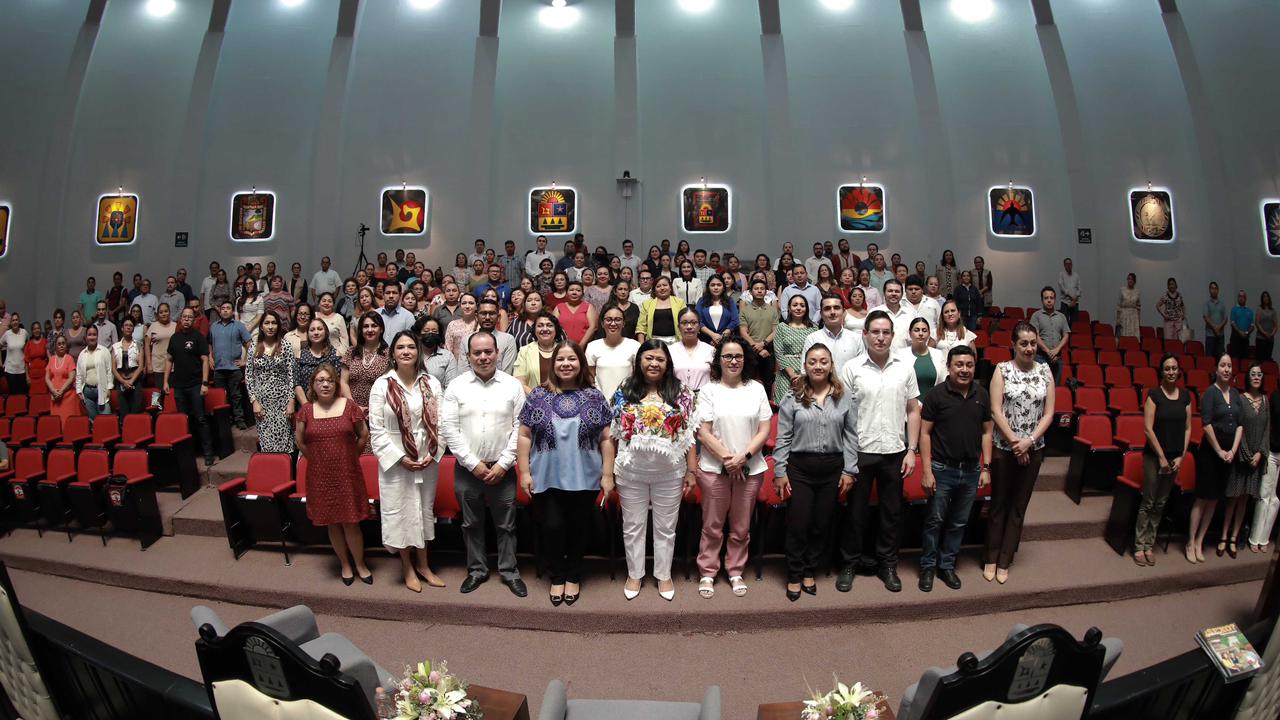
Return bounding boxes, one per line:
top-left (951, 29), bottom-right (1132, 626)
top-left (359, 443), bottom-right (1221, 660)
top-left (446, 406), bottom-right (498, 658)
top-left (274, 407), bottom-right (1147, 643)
top-left (920, 463), bottom-right (979, 571)
top-left (81, 385), bottom-right (108, 422)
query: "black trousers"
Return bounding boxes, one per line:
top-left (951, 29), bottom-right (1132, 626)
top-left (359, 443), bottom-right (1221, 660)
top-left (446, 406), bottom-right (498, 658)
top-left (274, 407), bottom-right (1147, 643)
top-left (784, 452), bottom-right (841, 583)
top-left (1229, 332), bottom-right (1251, 360)
top-left (5, 372), bottom-right (28, 396)
top-left (1257, 337), bottom-right (1274, 363)
top-left (840, 450), bottom-right (905, 569)
top-left (172, 384), bottom-right (214, 457)
top-left (535, 488), bottom-right (596, 584)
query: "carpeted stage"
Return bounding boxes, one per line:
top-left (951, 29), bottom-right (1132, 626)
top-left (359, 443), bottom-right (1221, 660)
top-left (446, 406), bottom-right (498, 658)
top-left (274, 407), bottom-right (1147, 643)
top-left (0, 431), bottom-right (1272, 718)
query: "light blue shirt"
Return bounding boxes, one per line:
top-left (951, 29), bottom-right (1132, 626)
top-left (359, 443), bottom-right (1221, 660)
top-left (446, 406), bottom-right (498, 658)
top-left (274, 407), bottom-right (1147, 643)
top-left (780, 282), bottom-right (823, 324)
top-left (529, 415), bottom-right (602, 493)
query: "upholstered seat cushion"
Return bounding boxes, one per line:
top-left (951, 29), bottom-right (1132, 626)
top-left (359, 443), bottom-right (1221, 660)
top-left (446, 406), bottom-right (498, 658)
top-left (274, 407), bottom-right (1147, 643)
top-left (539, 680), bottom-right (719, 720)
top-left (300, 632), bottom-right (395, 711)
top-left (0, 584), bottom-right (59, 720)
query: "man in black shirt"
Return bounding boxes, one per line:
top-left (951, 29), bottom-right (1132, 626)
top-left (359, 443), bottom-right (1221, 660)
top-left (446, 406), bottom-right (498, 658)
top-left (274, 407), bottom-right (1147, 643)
top-left (163, 307), bottom-right (215, 465)
top-left (918, 345), bottom-right (992, 592)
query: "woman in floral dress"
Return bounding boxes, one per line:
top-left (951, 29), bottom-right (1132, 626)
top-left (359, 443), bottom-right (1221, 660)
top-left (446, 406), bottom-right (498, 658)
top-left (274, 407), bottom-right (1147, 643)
top-left (605, 340), bottom-right (698, 602)
top-left (245, 314), bottom-right (296, 453)
top-left (772, 294), bottom-right (817, 404)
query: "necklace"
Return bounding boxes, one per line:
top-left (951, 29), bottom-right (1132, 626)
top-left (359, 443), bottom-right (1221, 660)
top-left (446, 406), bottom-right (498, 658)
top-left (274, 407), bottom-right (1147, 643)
top-left (361, 347), bottom-right (380, 368)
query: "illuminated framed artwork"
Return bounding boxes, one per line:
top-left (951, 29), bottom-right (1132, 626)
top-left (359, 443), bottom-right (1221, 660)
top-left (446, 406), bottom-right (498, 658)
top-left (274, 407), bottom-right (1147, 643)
top-left (96, 194), bottom-right (138, 245)
top-left (529, 186), bottom-right (577, 235)
top-left (1129, 188), bottom-right (1174, 242)
top-left (381, 187), bottom-right (429, 236)
top-left (681, 184), bottom-right (731, 233)
top-left (837, 184), bottom-right (886, 233)
top-left (1262, 200), bottom-right (1280, 258)
top-left (0, 204), bottom-right (8, 258)
top-left (988, 186), bottom-right (1036, 237)
top-left (230, 191), bottom-right (276, 242)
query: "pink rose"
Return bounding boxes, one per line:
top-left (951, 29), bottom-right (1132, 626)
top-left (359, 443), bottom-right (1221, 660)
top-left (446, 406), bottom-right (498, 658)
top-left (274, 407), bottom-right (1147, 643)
top-left (429, 670), bottom-right (441, 684)
top-left (420, 690), bottom-right (432, 704)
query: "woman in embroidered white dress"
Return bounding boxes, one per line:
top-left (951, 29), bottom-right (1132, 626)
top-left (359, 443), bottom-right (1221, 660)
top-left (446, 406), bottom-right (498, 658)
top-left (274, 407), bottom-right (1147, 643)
top-left (369, 330), bottom-right (447, 594)
top-left (604, 339), bottom-right (698, 602)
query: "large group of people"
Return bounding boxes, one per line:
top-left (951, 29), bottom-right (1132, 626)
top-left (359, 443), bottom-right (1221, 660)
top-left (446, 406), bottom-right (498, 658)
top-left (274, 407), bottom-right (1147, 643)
top-left (0, 235), bottom-right (1276, 604)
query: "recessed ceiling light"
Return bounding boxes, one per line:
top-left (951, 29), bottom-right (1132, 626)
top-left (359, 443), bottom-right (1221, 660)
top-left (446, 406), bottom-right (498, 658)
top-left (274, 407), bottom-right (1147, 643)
top-left (409, 0), bottom-right (441, 8)
top-left (819, 0), bottom-right (854, 11)
top-left (280, 0), bottom-right (305, 8)
top-left (950, 0), bottom-right (994, 23)
top-left (145, 0), bottom-right (176, 17)
top-left (678, 0), bottom-right (714, 14)
top-left (539, 4), bottom-right (580, 28)
top-left (551, 0), bottom-right (567, 7)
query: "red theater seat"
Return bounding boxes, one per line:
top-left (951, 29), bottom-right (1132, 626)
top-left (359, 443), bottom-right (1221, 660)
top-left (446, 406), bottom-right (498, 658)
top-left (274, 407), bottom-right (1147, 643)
top-left (32, 415), bottom-right (63, 452)
top-left (1113, 415), bottom-right (1146, 452)
top-left (7, 416), bottom-right (36, 448)
top-left (1107, 387), bottom-right (1141, 416)
top-left (1123, 351), bottom-right (1148, 368)
top-left (218, 453), bottom-right (294, 563)
top-left (87, 415), bottom-right (121, 450)
top-left (119, 413), bottom-right (154, 448)
top-left (4, 396), bottom-right (27, 418)
top-left (26, 395), bottom-right (51, 418)
top-left (1074, 387), bottom-right (1107, 416)
top-left (1132, 367), bottom-right (1158, 391)
top-left (1096, 351), bottom-right (1121, 368)
top-left (151, 413), bottom-right (200, 498)
top-left (57, 416), bottom-right (92, 452)
top-left (1104, 451), bottom-right (1146, 554)
top-left (36, 448), bottom-right (78, 534)
top-left (1065, 415), bottom-right (1122, 503)
top-left (1104, 366), bottom-right (1132, 389)
top-left (1116, 336), bottom-right (1139, 353)
top-left (7, 448), bottom-right (46, 527)
top-left (66, 449), bottom-right (113, 543)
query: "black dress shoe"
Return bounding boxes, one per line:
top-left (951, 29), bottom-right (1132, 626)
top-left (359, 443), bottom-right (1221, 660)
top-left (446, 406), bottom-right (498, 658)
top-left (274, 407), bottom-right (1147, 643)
top-left (341, 574), bottom-right (355, 587)
top-left (938, 568), bottom-right (962, 590)
top-left (459, 575), bottom-right (488, 594)
top-left (358, 572), bottom-right (373, 585)
top-left (503, 577), bottom-right (528, 598)
top-left (801, 580), bottom-right (817, 596)
top-left (563, 592), bottom-right (579, 606)
top-left (549, 592), bottom-right (563, 607)
top-left (878, 566), bottom-right (902, 593)
top-left (835, 567), bottom-right (855, 593)
top-left (917, 569), bottom-right (934, 592)
top-left (786, 587), bottom-right (801, 602)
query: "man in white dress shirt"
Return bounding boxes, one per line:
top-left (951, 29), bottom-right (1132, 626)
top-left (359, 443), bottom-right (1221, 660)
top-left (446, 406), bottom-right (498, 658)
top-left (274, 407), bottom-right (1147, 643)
top-left (617, 239), bottom-right (642, 276)
top-left (803, 242), bottom-right (833, 280)
top-left (904, 275), bottom-right (939, 334)
top-left (868, 279), bottom-right (916, 350)
top-left (1057, 257), bottom-right (1081, 324)
top-left (629, 268), bottom-right (654, 306)
top-left (837, 310), bottom-right (921, 594)
top-left (524, 235), bottom-right (556, 279)
top-left (439, 331), bottom-right (528, 597)
top-left (803, 293), bottom-right (866, 372)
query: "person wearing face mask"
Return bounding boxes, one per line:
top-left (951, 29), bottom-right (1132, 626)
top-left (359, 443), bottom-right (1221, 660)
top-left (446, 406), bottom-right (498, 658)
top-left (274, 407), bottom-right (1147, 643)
top-left (413, 315), bottom-right (452, 388)
top-left (517, 341), bottom-right (612, 607)
top-left (917, 346), bottom-right (991, 593)
top-left (440, 331), bottom-right (529, 598)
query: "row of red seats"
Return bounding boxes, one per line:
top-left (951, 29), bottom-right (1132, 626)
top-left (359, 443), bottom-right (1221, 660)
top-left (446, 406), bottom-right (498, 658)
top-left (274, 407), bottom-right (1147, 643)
top-left (1, 386), bottom-right (236, 420)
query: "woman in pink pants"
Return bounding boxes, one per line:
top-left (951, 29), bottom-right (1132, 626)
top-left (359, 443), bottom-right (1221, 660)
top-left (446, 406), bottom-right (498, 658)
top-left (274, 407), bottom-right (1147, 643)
top-left (695, 336), bottom-right (773, 598)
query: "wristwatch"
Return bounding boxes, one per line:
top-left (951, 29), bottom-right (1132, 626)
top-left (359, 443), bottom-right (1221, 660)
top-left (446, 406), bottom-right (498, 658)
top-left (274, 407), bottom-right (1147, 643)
top-left (909, 446), bottom-right (920, 455)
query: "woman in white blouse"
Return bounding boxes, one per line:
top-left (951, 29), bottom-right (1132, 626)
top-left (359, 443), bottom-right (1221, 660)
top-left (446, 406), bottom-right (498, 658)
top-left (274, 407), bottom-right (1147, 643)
top-left (669, 307), bottom-right (715, 392)
top-left (843, 287), bottom-right (870, 334)
top-left (934, 299), bottom-right (975, 354)
top-left (368, 330), bottom-right (447, 593)
top-left (111, 317), bottom-right (145, 416)
top-left (694, 337), bottom-right (773, 598)
top-left (75, 326), bottom-right (113, 421)
top-left (586, 305), bottom-right (640, 400)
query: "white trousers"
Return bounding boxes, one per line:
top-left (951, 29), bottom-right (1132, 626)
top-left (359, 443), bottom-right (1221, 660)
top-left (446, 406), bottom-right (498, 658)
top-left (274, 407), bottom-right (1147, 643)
top-left (616, 468), bottom-right (684, 581)
top-left (1249, 452), bottom-right (1280, 547)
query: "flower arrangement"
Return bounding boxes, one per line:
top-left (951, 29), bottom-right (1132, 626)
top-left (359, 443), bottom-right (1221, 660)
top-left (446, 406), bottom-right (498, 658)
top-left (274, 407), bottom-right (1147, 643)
top-left (801, 677), bottom-right (886, 720)
top-left (386, 660), bottom-right (482, 720)
top-left (612, 388), bottom-right (696, 444)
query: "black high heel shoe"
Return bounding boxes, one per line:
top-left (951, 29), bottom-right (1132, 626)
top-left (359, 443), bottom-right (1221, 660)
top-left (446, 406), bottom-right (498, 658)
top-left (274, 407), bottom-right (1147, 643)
top-left (785, 585), bottom-right (801, 602)
top-left (549, 592), bottom-right (564, 607)
top-left (341, 574), bottom-right (355, 586)
top-left (1217, 540), bottom-right (1227, 557)
top-left (801, 579), bottom-right (817, 596)
top-left (359, 572), bottom-right (373, 585)
top-left (1227, 540), bottom-right (1238, 559)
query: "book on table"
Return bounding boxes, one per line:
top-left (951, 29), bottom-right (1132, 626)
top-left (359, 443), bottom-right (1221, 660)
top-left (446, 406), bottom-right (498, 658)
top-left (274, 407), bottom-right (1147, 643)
top-left (1195, 623), bottom-right (1263, 683)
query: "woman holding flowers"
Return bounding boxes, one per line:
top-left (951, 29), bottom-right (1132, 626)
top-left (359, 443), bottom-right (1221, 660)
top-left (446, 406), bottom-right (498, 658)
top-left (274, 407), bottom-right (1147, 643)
top-left (605, 339), bottom-right (698, 602)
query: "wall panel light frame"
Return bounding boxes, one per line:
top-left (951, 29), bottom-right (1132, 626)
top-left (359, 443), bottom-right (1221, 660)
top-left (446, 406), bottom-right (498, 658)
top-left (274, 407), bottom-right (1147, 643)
top-left (528, 185), bottom-right (579, 236)
top-left (1261, 199), bottom-right (1280, 258)
top-left (835, 183), bottom-right (887, 234)
top-left (680, 183), bottom-right (732, 234)
top-left (1128, 186), bottom-right (1176, 244)
top-left (95, 193), bottom-right (140, 246)
top-left (988, 185), bottom-right (1037, 238)
top-left (0, 203), bottom-right (9, 259)
top-left (380, 186), bottom-right (431, 237)
top-left (229, 190), bottom-right (278, 242)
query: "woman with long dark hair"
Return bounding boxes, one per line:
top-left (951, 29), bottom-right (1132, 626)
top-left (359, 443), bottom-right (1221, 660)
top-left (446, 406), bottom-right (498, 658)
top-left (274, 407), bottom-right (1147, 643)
top-left (773, 344), bottom-right (858, 601)
top-left (1189, 354), bottom-right (1242, 563)
top-left (245, 313), bottom-right (296, 453)
top-left (1222, 365), bottom-right (1269, 559)
top-left (369, 331), bottom-right (447, 592)
top-left (341, 311), bottom-right (389, 413)
top-left (605, 340), bottom-right (698, 601)
top-left (772, 295), bottom-right (816, 404)
top-left (695, 275), bottom-right (740, 346)
top-left (518, 341), bottom-right (612, 606)
top-left (1132, 354), bottom-right (1190, 566)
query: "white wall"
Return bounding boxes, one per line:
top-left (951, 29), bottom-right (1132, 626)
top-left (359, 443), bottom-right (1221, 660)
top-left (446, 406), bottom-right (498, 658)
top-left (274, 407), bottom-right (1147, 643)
top-left (0, 0), bottom-right (1276, 324)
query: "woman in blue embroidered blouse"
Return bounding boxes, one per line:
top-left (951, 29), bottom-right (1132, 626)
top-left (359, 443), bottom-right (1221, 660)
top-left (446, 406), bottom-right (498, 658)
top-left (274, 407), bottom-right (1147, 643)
top-left (517, 341), bottom-right (612, 607)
